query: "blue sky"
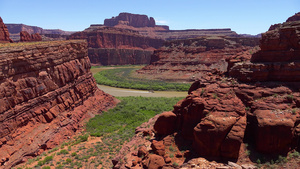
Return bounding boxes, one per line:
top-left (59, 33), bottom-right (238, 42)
top-left (0, 0), bottom-right (299, 35)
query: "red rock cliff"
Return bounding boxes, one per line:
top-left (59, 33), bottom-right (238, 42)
top-left (0, 40), bottom-right (117, 168)
top-left (104, 12), bottom-right (156, 28)
top-left (69, 27), bottom-right (164, 65)
top-left (138, 36), bottom-right (260, 81)
top-left (229, 19), bottom-right (300, 82)
top-left (0, 17), bottom-right (13, 43)
top-left (20, 31), bottom-right (42, 42)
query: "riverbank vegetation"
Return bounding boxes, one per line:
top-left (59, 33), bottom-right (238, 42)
top-left (93, 67), bottom-right (191, 91)
top-left (16, 96), bottom-right (183, 169)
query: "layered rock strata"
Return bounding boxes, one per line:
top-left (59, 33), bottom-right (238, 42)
top-left (103, 13), bottom-right (240, 40)
top-left (137, 36), bottom-right (260, 81)
top-left (104, 12), bottom-right (156, 28)
top-left (229, 20), bottom-right (300, 82)
top-left (20, 31), bottom-right (42, 42)
top-left (0, 40), bottom-right (117, 168)
top-left (6, 23), bottom-right (73, 42)
top-left (113, 13), bottom-right (300, 168)
top-left (0, 17), bottom-right (12, 43)
top-left (69, 27), bottom-right (164, 65)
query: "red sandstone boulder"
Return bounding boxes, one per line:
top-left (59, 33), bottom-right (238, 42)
top-left (251, 110), bottom-right (295, 154)
top-left (0, 17), bottom-right (13, 43)
top-left (151, 140), bottom-right (165, 156)
top-left (153, 111), bottom-right (177, 135)
top-left (142, 154), bottom-right (165, 169)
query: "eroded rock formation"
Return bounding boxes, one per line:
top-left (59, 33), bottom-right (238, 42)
top-left (113, 13), bottom-right (300, 169)
top-left (229, 19), bottom-right (300, 82)
top-left (104, 12), bottom-right (156, 28)
top-left (20, 31), bottom-right (42, 42)
top-left (137, 36), bottom-right (260, 81)
top-left (0, 40), bottom-right (117, 168)
top-left (0, 17), bottom-right (12, 43)
top-left (69, 27), bottom-right (164, 65)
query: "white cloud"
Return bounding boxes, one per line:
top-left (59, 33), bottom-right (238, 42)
top-left (156, 20), bottom-right (168, 24)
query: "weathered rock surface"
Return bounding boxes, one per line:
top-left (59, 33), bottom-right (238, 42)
top-left (0, 17), bottom-right (12, 43)
top-left (88, 48), bottom-right (153, 65)
top-left (138, 36), bottom-right (260, 81)
top-left (287, 12), bottom-right (300, 22)
top-left (114, 13), bottom-right (300, 169)
top-left (229, 20), bottom-right (300, 82)
top-left (102, 13), bottom-right (241, 40)
top-left (20, 31), bottom-right (42, 42)
top-left (0, 40), bottom-right (117, 168)
top-left (69, 26), bottom-right (164, 65)
top-left (104, 12), bottom-right (156, 28)
top-left (6, 23), bottom-right (73, 42)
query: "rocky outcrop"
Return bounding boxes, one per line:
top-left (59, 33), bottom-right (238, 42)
top-left (137, 36), bottom-right (260, 81)
top-left (69, 26), bottom-right (164, 65)
top-left (102, 13), bottom-right (242, 40)
top-left (69, 27), bottom-right (163, 49)
top-left (114, 13), bottom-right (300, 168)
top-left (20, 31), bottom-right (42, 42)
top-left (88, 48), bottom-right (153, 65)
top-left (6, 24), bottom-right (73, 42)
top-left (229, 20), bottom-right (300, 82)
top-left (0, 40), bottom-right (117, 168)
top-left (287, 12), bottom-right (300, 22)
top-left (104, 12), bottom-right (156, 28)
top-left (0, 17), bottom-right (12, 43)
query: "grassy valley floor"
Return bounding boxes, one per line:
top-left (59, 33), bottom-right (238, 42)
top-left (15, 96), bottom-right (184, 169)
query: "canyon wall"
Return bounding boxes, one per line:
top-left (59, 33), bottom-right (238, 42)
top-left (69, 27), bottom-right (164, 65)
top-left (113, 13), bottom-right (300, 169)
top-left (0, 40), bottom-right (117, 168)
top-left (5, 24), bottom-right (73, 42)
top-left (104, 12), bottom-right (156, 28)
top-left (88, 48), bottom-right (153, 65)
top-left (103, 13), bottom-right (241, 40)
top-left (229, 19), bottom-right (300, 82)
top-left (0, 17), bottom-right (12, 43)
top-left (137, 36), bottom-right (260, 81)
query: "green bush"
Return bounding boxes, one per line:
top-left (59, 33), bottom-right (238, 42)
top-left (57, 149), bottom-right (69, 155)
top-left (93, 68), bottom-right (190, 91)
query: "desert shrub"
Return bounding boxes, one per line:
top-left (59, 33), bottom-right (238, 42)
top-left (93, 68), bottom-right (190, 91)
top-left (57, 149), bottom-right (69, 155)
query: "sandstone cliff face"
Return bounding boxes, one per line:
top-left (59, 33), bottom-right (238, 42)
top-left (113, 14), bottom-right (300, 169)
top-left (138, 36), bottom-right (260, 81)
top-left (0, 40), bottom-right (117, 168)
top-left (104, 12), bottom-right (156, 28)
top-left (0, 17), bottom-right (12, 43)
top-left (69, 27), bottom-right (164, 65)
top-left (20, 31), bottom-right (42, 42)
top-left (88, 48), bottom-right (153, 65)
top-left (229, 20), bottom-right (300, 82)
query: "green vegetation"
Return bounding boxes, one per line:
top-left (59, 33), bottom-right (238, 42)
top-left (93, 68), bottom-right (190, 91)
top-left (17, 96), bottom-right (183, 169)
top-left (86, 96), bottom-right (183, 139)
top-left (37, 156), bottom-right (53, 166)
